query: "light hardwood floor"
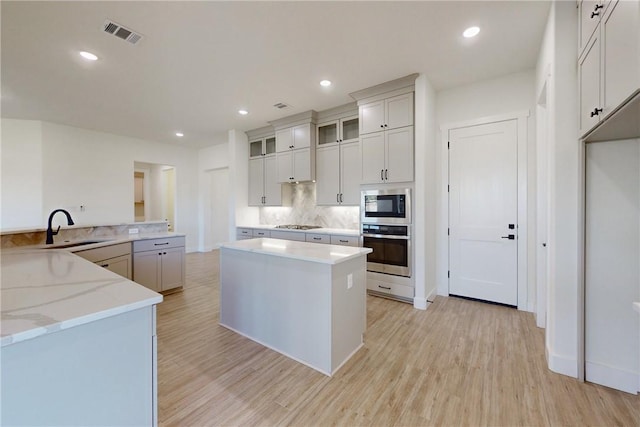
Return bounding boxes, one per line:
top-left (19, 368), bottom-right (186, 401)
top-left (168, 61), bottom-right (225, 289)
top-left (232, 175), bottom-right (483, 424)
top-left (157, 251), bottom-right (639, 426)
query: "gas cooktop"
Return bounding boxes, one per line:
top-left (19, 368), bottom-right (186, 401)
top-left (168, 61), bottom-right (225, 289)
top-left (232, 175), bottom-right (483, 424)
top-left (274, 224), bottom-right (322, 230)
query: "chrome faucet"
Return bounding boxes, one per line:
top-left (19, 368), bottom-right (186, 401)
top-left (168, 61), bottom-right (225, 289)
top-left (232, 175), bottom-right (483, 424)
top-left (46, 209), bottom-right (75, 244)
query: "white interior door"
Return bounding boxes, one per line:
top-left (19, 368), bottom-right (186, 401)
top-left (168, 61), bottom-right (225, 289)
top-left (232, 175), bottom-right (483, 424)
top-left (449, 120), bottom-right (518, 306)
top-left (536, 97), bottom-right (549, 328)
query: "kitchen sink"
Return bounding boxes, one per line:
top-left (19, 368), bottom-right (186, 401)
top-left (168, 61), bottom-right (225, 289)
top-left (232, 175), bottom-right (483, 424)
top-left (40, 239), bottom-right (113, 249)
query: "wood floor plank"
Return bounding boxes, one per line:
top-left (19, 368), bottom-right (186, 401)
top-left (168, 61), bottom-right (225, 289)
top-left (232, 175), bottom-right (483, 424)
top-left (157, 251), bottom-right (640, 426)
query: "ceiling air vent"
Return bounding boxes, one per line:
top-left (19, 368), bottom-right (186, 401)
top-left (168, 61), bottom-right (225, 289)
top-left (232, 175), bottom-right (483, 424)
top-left (103, 20), bottom-right (143, 45)
top-left (273, 102), bottom-right (290, 110)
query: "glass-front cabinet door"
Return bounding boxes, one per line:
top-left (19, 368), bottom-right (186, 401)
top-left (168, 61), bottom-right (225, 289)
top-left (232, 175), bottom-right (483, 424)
top-left (249, 136), bottom-right (276, 158)
top-left (340, 116), bottom-right (359, 144)
top-left (317, 121), bottom-right (338, 146)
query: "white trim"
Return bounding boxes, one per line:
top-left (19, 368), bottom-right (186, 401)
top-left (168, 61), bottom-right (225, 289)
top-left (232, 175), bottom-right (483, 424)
top-left (439, 110), bottom-right (530, 133)
top-left (577, 140), bottom-right (586, 382)
top-left (547, 344), bottom-right (579, 377)
top-left (585, 362), bottom-right (640, 394)
top-left (413, 296), bottom-right (428, 310)
top-left (438, 111), bottom-right (530, 311)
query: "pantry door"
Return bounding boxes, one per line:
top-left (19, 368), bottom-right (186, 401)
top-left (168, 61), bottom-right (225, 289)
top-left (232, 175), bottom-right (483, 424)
top-left (449, 120), bottom-right (518, 306)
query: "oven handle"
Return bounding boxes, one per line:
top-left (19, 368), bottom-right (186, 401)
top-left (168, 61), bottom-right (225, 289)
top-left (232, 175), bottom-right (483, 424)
top-left (361, 234), bottom-right (409, 240)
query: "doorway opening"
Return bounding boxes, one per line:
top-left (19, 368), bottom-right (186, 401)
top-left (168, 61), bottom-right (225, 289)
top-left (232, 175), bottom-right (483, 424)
top-left (133, 161), bottom-right (176, 231)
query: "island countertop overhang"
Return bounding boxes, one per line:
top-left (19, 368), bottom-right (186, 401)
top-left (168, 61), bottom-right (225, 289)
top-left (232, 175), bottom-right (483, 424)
top-left (220, 238), bottom-right (371, 265)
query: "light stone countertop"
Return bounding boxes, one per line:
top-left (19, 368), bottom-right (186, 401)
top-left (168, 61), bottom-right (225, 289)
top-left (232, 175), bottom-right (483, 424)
top-left (0, 220), bottom-right (169, 236)
top-left (1, 249), bottom-right (162, 347)
top-left (634, 302), bottom-right (640, 314)
top-left (220, 237), bottom-right (371, 264)
top-left (239, 225), bottom-right (360, 237)
top-left (4, 232), bottom-right (185, 253)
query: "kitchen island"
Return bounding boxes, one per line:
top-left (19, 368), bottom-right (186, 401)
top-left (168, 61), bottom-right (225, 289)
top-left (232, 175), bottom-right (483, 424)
top-left (219, 238), bottom-right (372, 376)
top-left (1, 249), bottom-right (162, 426)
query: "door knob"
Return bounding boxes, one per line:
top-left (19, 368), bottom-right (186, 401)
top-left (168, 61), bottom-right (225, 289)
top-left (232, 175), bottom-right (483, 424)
top-left (501, 234), bottom-right (515, 240)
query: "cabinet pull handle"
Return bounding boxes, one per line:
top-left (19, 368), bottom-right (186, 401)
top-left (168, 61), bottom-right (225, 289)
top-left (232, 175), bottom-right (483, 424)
top-left (591, 11), bottom-right (599, 18)
top-left (100, 264), bottom-right (109, 268)
top-left (501, 234), bottom-right (516, 240)
top-left (313, 237), bottom-right (321, 240)
top-left (380, 125), bottom-right (384, 128)
top-left (163, 252), bottom-right (167, 255)
top-left (590, 107), bottom-right (603, 117)
top-left (385, 169), bottom-right (388, 180)
top-left (339, 239), bottom-right (348, 243)
top-left (384, 124), bottom-right (388, 127)
top-left (337, 193), bottom-right (340, 203)
top-left (154, 242), bottom-right (169, 246)
top-left (340, 193), bottom-right (343, 203)
top-left (380, 169), bottom-right (384, 180)
top-left (378, 285), bottom-right (392, 290)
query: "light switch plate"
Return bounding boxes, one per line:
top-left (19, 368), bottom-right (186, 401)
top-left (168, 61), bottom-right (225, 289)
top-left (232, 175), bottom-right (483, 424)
top-left (347, 274), bottom-right (353, 289)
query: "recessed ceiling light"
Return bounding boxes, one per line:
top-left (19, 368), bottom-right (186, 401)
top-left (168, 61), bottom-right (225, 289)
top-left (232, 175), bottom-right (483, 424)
top-left (320, 80), bottom-right (332, 87)
top-left (463, 26), bottom-right (480, 38)
top-left (175, 132), bottom-right (184, 137)
top-left (238, 109), bottom-right (249, 115)
top-left (79, 51), bottom-right (98, 61)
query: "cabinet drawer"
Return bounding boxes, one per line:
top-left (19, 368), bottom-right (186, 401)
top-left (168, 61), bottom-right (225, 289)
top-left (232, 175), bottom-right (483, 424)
top-left (236, 228), bottom-right (253, 238)
top-left (306, 233), bottom-right (330, 244)
top-left (270, 230), bottom-right (306, 242)
top-left (133, 236), bottom-right (185, 253)
top-left (367, 279), bottom-right (414, 299)
top-left (252, 229), bottom-right (271, 238)
top-left (330, 235), bottom-right (359, 247)
top-left (75, 242), bottom-right (131, 263)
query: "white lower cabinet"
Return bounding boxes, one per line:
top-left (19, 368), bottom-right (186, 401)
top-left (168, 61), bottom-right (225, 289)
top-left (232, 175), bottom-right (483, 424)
top-left (330, 235), bottom-right (359, 247)
top-left (133, 237), bottom-right (185, 292)
top-left (269, 230), bottom-right (307, 242)
top-left (75, 242), bottom-right (132, 280)
top-left (366, 271), bottom-right (414, 301)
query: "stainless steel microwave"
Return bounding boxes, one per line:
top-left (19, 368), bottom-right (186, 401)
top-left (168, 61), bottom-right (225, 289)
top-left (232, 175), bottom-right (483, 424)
top-left (361, 188), bottom-right (411, 224)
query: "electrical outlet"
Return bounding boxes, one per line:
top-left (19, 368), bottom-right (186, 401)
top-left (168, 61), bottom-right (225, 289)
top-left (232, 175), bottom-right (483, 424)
top-left (129, 228), bottom-right (139, 234)
top-left (347, 274), bottom-right (353, 289)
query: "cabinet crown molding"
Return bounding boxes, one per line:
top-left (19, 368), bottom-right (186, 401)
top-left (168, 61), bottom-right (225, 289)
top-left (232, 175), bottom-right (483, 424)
top-left (349, 73), bottom-right (419, 104)
top-left (269, 110), bottom-right (318, 131)
top-left (246, 125), bottom-right (274, 140)
top-left (316, 102), bottom-right (358, 123)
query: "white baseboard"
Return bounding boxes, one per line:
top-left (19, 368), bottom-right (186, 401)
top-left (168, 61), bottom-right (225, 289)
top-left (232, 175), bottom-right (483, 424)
top-left (413, 296), bottom-right (428, 310)
top-left (586, 361), bottom-right (640, 394)
top-left (547, 345), bottom-right (578, 378)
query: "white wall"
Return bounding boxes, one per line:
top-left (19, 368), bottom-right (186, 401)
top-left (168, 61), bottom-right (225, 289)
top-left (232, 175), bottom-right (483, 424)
top-left (536, 1), bottom-right (580, 378)
top-left (413, 74), bottom-right (438, 309)
top-left (1, 119), bottom-right (43, 229)
top-left (434, 70), bottom-right (537, 311)
top-left (1, 119), bottom-right (200, 252)
top-left (228, 129), bottom-right (258, 239)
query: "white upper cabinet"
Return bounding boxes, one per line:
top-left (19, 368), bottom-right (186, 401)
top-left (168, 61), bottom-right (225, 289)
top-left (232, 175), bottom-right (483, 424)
top-left (276, 124), bottom-right (313, 152)
top-left (359, 93), bottom-right (413, 135)
top-left (601, 0), bottom-right (640, 116)
top-left (248, 157), bottom-right (265, 206)
top-left (250, 136), bottom-right (276, 158)
top-left (249, 153), bottom-right (282, 206)
top-left (578, 0), bottom-right (640, 137)
top-left (316, 140), bottom-right (361, 206)
top-left (317, 116), bottom-right (359, 146)
top-left (361, 126), bottom-right (413, 184)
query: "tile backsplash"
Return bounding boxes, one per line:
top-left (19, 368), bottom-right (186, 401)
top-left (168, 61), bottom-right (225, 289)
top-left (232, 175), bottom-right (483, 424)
top-left (259, 183), bottom-right (359, 230)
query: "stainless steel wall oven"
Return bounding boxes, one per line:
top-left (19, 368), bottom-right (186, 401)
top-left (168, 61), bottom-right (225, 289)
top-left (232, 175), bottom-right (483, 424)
top-left (361, 224), bottom-right (411, 277)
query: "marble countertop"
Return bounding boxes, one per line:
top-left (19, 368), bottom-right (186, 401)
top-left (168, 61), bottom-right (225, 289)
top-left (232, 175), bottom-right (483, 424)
top-left (1, 249), bottom-right (163, 347)
top-left (5, 232), bottom-right (185, 253)
top-left (220, 238), bottom-right (371, 264)
top-left (239, 225), bottom-right (360, 237)
top-left (634, 302), bottom-right (640, 314)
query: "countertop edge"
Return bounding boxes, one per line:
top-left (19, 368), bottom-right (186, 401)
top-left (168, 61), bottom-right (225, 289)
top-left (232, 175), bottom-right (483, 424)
top-left (1, 293), bottom-right (162, 347)
top-left (237, 225), bottom-right (360, 236)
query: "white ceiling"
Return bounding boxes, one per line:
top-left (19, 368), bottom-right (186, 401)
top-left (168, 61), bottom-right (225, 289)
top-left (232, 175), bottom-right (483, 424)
top-left (1, 1), bottom-right (550, 149)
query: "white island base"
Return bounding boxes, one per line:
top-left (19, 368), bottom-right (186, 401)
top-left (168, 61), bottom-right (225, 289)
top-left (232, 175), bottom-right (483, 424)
top-left (220, 238), bottom-right (371, 376)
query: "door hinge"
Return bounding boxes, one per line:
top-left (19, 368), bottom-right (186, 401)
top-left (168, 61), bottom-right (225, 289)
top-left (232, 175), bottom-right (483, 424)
top-left (447, 141), bottom-right (450, 149)
top-left (447, 228), bottom-right (450, 236)
top-left (448, 270), bottom-right (450, 278)
top-left (447, 185), bottom-right (450, 192)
